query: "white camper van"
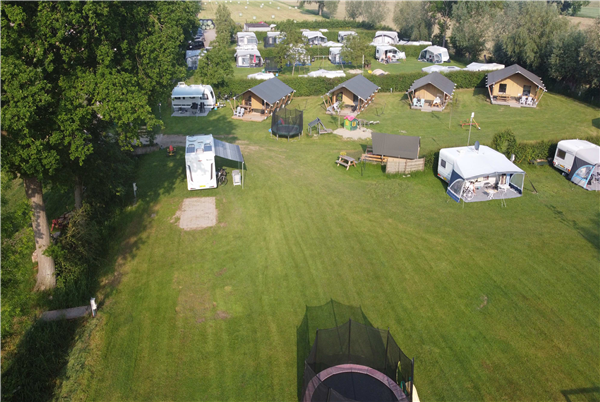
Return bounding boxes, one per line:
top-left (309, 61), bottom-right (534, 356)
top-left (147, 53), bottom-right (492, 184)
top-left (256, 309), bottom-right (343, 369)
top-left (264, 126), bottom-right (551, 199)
top-left (185, 135), bottom-right (217, 190)
top-left (171, 83), bottom-right (216, 115)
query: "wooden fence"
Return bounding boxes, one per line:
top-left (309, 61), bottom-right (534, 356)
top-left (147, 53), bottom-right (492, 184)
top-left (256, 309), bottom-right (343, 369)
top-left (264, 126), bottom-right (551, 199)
top-left (385, 157), bottom-right (425, 174)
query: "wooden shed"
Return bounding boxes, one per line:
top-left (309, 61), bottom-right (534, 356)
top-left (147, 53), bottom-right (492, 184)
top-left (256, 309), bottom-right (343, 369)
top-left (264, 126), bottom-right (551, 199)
top-left (407, 72), bottom-right (456, 112)
top-left (233, 78), bottom-right (295, 121)
top-left (324, 75), bottom-right (380, 116)
top-left (486, 64), bottom-right (546, 107)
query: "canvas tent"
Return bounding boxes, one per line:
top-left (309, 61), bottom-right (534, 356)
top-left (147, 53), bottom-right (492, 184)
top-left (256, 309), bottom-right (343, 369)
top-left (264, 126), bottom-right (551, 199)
top-left (234, 77), bottom-right (295, 120)
top-left (553, 140), bottom-right (600, 191)
top-left (371, 132), bottom-right (420, 159)
top-left (264, 31), bottom-right (284, 48)
top-left (371, 31), bottom-right (399, 45)
top-left (407, 72), bottom-right (455, 111)
top-left (486, 64), bottom-right (546, 107)
top-left (235, 49), bottom-right (263, 67)
top-left (438, 145), bottom-right (525, 203)
top-left (324, 75), bottom-right (380, 116)
top-left (418, 46), bottom-right (450, 64)
top-left (303, 31), bottom-right (328, 46)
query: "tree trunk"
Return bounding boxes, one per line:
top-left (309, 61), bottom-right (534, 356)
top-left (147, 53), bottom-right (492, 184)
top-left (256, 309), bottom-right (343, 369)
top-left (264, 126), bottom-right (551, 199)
top-left (24, 176), bottom-right (56, 291)
top-left (318, 3), bottom-right (324, 15)
top-left (74, 176), bottom-right (83, 210)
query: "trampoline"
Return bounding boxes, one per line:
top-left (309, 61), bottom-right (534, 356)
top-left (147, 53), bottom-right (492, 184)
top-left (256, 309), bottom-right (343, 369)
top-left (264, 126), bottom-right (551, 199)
top-left (271, 108), bottom-right (303, 140)
top-left (304, 364), bottom-right (405, 402)
top-left (302, 319), bottom-right (414, 402)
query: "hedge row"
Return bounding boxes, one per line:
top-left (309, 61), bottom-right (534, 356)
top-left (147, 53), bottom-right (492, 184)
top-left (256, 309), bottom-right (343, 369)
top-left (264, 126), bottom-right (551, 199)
top-left (214, 70), bottom-right (491, 97)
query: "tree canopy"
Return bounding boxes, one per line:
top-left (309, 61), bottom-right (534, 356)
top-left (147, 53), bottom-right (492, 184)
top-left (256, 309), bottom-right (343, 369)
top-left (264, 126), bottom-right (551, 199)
top-left (450, 2), bottom-right (499, 60)
top-left (393, 2), bottom-right (433, 41)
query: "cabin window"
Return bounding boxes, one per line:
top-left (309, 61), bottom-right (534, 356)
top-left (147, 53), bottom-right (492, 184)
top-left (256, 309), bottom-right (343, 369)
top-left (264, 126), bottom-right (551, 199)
top-left (556, 149), bottom-right (566, 160)
top-left (440, 159), bottom-right (446, 169)
top-left (336, 92), bottom-right (343, 102)
top-left (523, 85), bottom-right (531, 96)
top-left (499, 84), bottom-right (507, 94)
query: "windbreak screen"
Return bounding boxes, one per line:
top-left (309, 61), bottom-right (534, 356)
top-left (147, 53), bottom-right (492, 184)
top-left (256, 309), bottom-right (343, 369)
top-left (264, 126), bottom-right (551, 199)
top-left (510, 173), bottom-right (525, 193)
top-left (446, 170), bottom-right (464, 202)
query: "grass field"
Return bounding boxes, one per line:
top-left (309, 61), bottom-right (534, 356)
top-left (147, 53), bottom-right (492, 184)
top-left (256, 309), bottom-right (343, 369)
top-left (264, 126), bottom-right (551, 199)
top-left (200, 0), bottom-right (332, 23)
top-left (54, 88), bottom-right (600, 401)
top-left (576, 2), bottom-right (600, 18)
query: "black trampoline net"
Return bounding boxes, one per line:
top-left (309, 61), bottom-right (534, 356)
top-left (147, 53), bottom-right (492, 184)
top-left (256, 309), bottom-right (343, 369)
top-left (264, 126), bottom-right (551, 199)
top-left (303, 319), bottom-right (414, 402)
top-left (271, 108), bottom-right (303, 137)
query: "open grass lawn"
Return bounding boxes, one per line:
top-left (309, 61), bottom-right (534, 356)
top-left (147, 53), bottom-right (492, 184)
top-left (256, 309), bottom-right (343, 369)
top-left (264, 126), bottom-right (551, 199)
top-left (576, 2), bottom-right (600, 18)
top-left (74, 90), bottom-right (599, 401)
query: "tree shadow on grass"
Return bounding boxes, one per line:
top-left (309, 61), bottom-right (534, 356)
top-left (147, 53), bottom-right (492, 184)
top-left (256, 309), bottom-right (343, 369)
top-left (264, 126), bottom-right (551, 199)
top-left (3, 148), bottom-right (188, 402)
top-left (296, 299), bottom-right (373, 400)
top-left (593, 118), bottom-right (600, 130)
top-left (2, 318), bottom-right (81, 402)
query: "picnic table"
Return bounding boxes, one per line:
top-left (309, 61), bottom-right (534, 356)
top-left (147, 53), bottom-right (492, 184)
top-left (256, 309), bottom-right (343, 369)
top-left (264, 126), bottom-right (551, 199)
top-left (336, 155), bottom-right (357, 170)
top-left (496, 94), bottom-right (511, 102)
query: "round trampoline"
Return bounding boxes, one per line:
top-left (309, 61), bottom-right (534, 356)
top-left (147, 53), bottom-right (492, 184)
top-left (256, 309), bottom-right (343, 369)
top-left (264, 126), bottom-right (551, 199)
top-left (271, 108), bottom-right (303, 139)
top-left (303, 364), bottom-right (405, 402)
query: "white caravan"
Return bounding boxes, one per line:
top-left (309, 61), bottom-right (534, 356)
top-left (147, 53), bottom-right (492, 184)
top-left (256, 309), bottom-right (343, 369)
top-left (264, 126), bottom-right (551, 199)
top-left (236, 32), bottom-right (258, 46)
top-left (371, 31), bottom-right (399, 45)
top-left (375, 45), bottom-right (405, 62)
top-left (553, 140), bottom-right (600, 190)
top-left (171, 82), bottom-right (216, 115)
top-left (185, 135), bottom-right (217, 190)
top-left (338, 31), bottom-right (357, 42)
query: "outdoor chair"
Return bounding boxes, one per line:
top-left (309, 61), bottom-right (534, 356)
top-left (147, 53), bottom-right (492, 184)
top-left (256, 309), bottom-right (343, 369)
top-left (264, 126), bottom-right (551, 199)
top-left (519, 95), bottom-right (526, 105)
top-left (418, 99), bottom-right (425, 108)
top-left (412, 98), bottom-right (419, 107)
top-left (526, 97), bottom-right (534, 106)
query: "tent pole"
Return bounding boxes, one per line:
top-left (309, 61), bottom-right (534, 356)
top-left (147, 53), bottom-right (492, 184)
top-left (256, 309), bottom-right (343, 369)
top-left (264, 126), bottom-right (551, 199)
top-left (242, 162), bottom-right (244, 189)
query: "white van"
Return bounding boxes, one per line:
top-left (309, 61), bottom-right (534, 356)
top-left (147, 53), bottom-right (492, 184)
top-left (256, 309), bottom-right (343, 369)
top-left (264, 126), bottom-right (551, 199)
top-left (185, 135), bottom-right (216, 190)
top-left (375, 45), bottom-right (405, 62)
top-left (553, 139), bottom-right (598, 174)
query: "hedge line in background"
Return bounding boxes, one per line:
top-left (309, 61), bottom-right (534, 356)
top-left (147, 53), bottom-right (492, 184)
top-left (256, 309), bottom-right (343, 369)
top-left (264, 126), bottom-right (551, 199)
top-left (214, 70), bottom-right (488, 96)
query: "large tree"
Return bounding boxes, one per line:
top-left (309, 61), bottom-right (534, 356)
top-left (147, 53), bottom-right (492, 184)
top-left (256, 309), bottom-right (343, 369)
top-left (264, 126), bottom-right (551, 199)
top-left (393, 2), bottom-right (433, 41)
top-left (341, 34), bottom-right (371, 67)
top-left (299, 0), bottom-right (339, 17)
top-left (195, 29), bottom-right (233, 86)
top-left (1, 1), bottom-right (198, 290)
top-left (345, 0), bottom-right (363, 21)
top-left (492, 2), bottom-right (569, 75)
top-left (549, 27), bottom-right (587, 90)
top-left (215, 3), bottom-right (236, 43)
top-left (274, 20), bottom-right (305, 76)
top-left (579, 19), bottom-right (600, 89)
top-left (548, 0), bottom-right (590, 16)
top-left (428, 1), bottom-right (457, 47)
top-left (362, 0), bottom-right (388, 26)
top-left (450, 2), bottom-right (499, 60)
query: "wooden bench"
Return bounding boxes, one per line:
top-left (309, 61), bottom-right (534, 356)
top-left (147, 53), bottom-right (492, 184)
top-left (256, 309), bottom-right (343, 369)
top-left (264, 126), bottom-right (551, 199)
top-left (336, 155), bottom-right (357, 170)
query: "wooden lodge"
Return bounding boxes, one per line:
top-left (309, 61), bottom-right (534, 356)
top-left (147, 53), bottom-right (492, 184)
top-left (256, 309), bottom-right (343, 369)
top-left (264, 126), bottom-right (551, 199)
top-left (407, 72), bottom-right (456, 112)
top-left (232, 77), bottom-right (295, 121)
top-left (324, 75), bottom-right (380, 117)
top-left (486, 64), bottom-right (546, 108)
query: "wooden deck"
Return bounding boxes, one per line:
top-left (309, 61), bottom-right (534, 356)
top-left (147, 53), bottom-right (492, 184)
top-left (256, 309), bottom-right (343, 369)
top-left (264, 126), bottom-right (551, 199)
top-left (490, 98), bottom-right (537, 108)
top-left (232, 112), bottom-right (267, 122)
top-left (411, 104), bottom-right (445, 112)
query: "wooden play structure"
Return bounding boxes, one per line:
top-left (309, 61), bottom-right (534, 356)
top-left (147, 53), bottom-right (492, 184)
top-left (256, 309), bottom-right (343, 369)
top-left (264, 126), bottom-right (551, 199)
top-left (407, 72), bottom-right (456, 112)
top-left (307, 118), bottom-right (333, 136)
top-left (231, 77), bottom-right (295, 122)
top-left (323, 75), bottom-right (380, 117)
top-left (486, 64), bottom-right (546, 107)
top-left (460, 119), bottom-right (481, 130)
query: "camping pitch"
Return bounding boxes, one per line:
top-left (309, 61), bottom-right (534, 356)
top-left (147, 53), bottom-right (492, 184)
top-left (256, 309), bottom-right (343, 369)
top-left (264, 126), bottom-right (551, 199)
top-left (553, 140), bottom-right (600, 191)
top-left (438, 145), bottom-right (525, 203)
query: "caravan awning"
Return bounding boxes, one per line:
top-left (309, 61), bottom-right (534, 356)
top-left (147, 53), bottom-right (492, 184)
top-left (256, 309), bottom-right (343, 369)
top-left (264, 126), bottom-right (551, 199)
top-left (454, 145), bottom-right (524, 180)
top-left (214, 139), bottom-right (244, 163)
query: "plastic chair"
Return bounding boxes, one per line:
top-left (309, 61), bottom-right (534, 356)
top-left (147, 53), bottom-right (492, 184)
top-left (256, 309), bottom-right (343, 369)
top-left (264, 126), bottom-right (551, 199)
top-left (526, 97), bottom-right (533, 106)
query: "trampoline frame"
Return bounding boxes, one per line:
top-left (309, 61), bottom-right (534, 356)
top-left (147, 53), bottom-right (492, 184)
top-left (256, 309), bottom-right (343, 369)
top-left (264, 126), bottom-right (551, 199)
top-left (303, 364), bottom-right (405, 402)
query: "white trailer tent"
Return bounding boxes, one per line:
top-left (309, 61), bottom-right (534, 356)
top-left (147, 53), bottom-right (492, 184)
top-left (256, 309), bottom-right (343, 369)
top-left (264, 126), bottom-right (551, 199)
top-left (237, 32), bottom-right (258, 46)
top-left (338, 31), bottom-right (357, 42)
top-left (554, 140), bottom-right (600, 191)
top-left (185, 135), bottom-right (245, 191)
top-left (171, 82), bottom-right (216, 117)
top-left (375, 45), bottom-right (406, 63)
top-left (464, 62), bottom-right (505, 72)
top-left (421, 65), bottom-right (461, 73)
top-left (438, 145), bottom-right (526, 203)
top-left (418, 46), bottom-right (450, 64)
top-left (303, 31), bottom-right (328, 46)
top-left (371, 31), bottom-right (399, 45)
top-left (329, 47), bottom-right (346, 64)
top-left (235, 49), bottom-right (263, 67)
